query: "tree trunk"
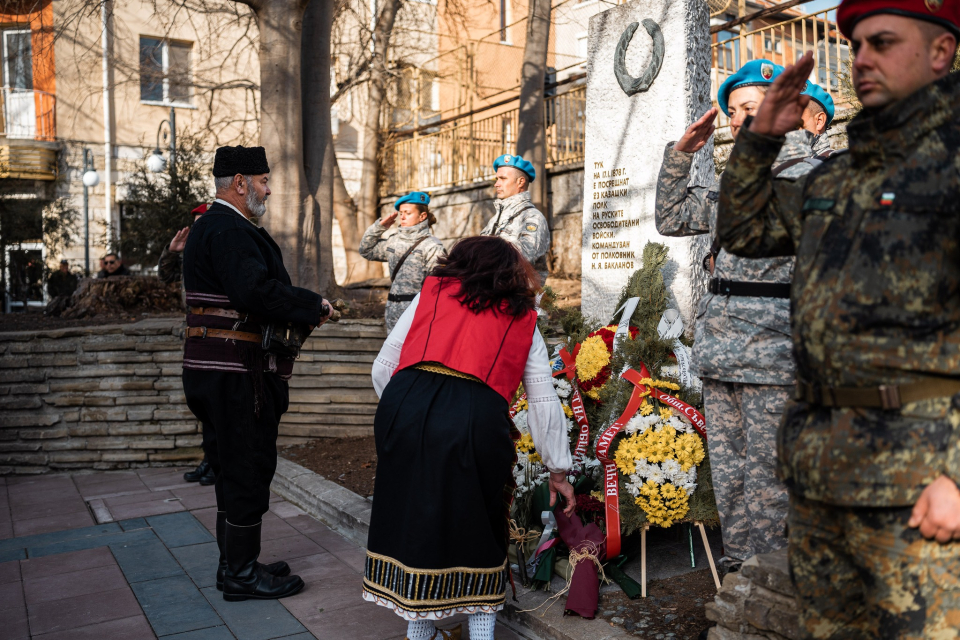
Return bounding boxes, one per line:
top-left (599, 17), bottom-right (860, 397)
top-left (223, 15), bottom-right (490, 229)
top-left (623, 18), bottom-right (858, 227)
top-left (302, 0), bottom-right (338, 294)
top-left (332, 159), bottom-right (380, 282)
top-left (248, 0), bottom-right (314, 288)
top-left (516, 0), bottom-right (551, 210)
top-left (355, 0), bottom-right (401, 254)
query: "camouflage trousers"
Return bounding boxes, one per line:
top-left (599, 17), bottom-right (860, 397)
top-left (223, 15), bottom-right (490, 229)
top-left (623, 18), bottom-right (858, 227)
top-left (789, 494), bottom-right (960, 639)
top-left (385, 299), bottom-right (412, 333)
top-left (702, 379), bottom-right (790, 560)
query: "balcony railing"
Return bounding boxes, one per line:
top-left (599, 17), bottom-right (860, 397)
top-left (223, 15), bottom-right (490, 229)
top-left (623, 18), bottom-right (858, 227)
top-left (381, 85), bottom-right (586, 196)
top-left (712, 4), bottom-right (847, 127)
top-left (0, 88), bottom-right (56, 142)
top-left (381, 5), bottom-right (847, 194)
top-left (0, 89), bottom-right (58, 180)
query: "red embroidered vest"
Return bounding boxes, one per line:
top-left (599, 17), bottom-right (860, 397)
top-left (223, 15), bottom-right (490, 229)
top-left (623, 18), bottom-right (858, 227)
top-left (395, 276), bottom-right (538, 402)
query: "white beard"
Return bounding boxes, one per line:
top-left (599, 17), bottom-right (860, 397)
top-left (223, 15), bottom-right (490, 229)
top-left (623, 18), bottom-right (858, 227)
top-left (245, 188), bottom-right (267, 219)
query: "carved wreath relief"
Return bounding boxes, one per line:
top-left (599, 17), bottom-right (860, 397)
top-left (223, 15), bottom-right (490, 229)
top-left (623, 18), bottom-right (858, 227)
top-left (614, 19), bottom-right (665, 97)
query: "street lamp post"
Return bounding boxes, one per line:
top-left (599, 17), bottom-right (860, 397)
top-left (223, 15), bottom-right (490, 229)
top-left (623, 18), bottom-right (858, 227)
top-left (148, 106), bottom-right (177, 182)
top-left (81, 149), bottom-right (100, 276)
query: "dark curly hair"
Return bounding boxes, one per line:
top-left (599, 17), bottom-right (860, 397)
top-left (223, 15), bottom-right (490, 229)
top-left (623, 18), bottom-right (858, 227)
top-left (431, 236), bottom-right (538, 317)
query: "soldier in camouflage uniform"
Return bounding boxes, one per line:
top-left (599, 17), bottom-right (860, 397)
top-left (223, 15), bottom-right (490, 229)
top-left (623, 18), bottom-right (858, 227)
top-left (656, 61), bottom-right (832, 571)
top-left (360, 191), bottom-right (445, 332)
top-left (481, 154), bottom-right (550, 285)
top-left (717, 2), bottom-right (960, 635)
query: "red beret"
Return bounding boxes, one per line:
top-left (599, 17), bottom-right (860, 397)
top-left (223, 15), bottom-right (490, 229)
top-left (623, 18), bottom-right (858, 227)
top-left (838, 0), bottom-right (960, 38)
top-left (191, 203), bottom-right (210, 215)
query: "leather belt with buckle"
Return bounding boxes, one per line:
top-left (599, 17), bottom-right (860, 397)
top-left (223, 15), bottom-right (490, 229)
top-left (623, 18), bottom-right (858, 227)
top-left (185, 327), bottom-right (262, 343)
top-left (189, 307), bottom-right (258, 322)
top-left (795, 379), bottom-right (960, 411)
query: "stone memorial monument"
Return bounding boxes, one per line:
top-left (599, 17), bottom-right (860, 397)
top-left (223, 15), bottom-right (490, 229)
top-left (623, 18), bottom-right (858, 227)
top-left (580, 0), bottom-right (711, 326)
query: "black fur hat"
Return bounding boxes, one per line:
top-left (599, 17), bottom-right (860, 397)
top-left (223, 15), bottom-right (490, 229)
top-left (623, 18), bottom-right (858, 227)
top-left (212, 145), bottom-right (270, 177)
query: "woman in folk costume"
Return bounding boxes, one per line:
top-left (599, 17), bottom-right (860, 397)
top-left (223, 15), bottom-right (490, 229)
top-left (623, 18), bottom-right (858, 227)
top-left (360, 191), bottom-right (445, 331)
top-left (363, 236), bottom-right (575, 640)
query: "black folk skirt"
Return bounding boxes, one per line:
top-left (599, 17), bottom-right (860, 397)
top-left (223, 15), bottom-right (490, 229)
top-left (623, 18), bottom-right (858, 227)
top-left (362, 368), bottom-right (516, 620)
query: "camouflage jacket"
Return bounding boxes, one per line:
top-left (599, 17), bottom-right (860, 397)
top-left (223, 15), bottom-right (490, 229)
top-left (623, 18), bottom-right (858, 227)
top-left (158, 246), bottom-right (182, 283)
top-left (359, 219), bottom-right (445, 331)
top-left (481, 191), bottom-right (550, 284)
top-left (655, 129), bottom-right (819, 385)
top-left (717, 72), bottom-right (960, 507)
top-left (157, 246), bottom-right (186, 308)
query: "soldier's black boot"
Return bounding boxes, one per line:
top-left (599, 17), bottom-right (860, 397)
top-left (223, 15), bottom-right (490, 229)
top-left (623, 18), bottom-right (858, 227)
top-left (215, 512), bottom-right (290, 591)
top-left (184, 459), bottom-right (212, 483)
top-left (198, 464), bottom-right (216, 486)
top-left (222, 521), bottom-right (304, 602)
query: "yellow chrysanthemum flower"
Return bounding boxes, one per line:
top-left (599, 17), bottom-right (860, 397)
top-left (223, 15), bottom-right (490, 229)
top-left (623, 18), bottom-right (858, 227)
top-left (639, 401), bottom-right (653, 416)
top-left (635, 481), bottom-right (690, 527)
top-left (516, 433), bottom-right (536, 453)
top-left (575, 335), bottom-right (611, 383)
top-left (562, 404), bottom-right (574, 418)
top-left (659, 407), bottom-right (674, 421)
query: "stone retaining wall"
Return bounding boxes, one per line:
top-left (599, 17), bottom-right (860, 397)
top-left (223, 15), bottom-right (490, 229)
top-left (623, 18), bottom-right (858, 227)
top-left (0, 318), bottom-right (385, 474)
top-left (706, 549), bottom-right (801, 640)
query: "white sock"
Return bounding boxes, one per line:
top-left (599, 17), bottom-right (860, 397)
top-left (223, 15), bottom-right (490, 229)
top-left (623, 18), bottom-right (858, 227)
top-left (468, 612), bottom-right (497, 640)
top-left (406, 619), bottom-right (436, 640)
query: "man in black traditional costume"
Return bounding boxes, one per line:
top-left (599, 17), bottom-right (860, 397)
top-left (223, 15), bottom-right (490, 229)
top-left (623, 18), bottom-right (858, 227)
top-left (182, 145), bottom-right (332, 602)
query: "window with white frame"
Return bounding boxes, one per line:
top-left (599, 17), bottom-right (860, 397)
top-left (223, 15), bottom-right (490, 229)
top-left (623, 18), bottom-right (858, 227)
top-left (140, 37), bottom-right (193, 106)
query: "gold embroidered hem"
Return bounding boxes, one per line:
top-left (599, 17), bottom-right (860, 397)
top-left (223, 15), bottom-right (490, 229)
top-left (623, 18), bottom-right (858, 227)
top-left (362, 551), bottom-right (508, 615)
top-left (361, 592), bottom-right (504, 621)
top-left (413, 362), bottom-right (483, 384)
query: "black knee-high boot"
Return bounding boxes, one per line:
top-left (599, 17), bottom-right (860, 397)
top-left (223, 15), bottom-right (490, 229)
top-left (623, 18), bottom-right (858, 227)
top-left (215, 512), bottom-right (290, 590)
top-left (222, 521), bottom-right (304, 601)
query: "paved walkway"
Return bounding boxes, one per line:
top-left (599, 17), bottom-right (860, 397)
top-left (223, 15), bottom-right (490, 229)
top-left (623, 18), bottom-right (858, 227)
top-left (0, 469), bottom-right (526, 640)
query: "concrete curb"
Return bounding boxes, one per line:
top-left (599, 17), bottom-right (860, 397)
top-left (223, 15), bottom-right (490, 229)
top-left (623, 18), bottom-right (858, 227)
top-left (270, 457), bottom-right (371, 549)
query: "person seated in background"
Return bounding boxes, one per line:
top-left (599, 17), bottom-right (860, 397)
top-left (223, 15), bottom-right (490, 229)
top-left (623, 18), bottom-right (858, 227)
top-left (47, 260), bottom-right (79, 298)
top-left (359, 191), bottom-right (445, 331)
top-left (96, 253), bottom-right (130, 278)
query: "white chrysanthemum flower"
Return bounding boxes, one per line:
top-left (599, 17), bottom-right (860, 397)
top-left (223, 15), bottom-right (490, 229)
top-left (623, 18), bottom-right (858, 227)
top-left (565, 418), bottom-right (575, 433)
top-left (661, 458), bottom-right (683, 478)
top-left (513, 410), bottom-right (529, 433)
top-left (646, 465), bottom-right (666, 485)
top-left (553, 378), bottom-right (572, 398)
top-left (667, 416), bottom-right (692, 434)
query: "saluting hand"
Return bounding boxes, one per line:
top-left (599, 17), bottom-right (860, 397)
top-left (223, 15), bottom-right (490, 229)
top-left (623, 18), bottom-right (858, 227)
top-left (674, 107), bottom-right (719, 154)
top-left (549, 471), bottom-right (577, 517)
top-left (750, 51), bottom-right (815, 138)
top-left (908, 475), bottom-right (960, 543)
top-left (169, 227), bottom-right (190, 252)
top-left (380, 212), bottom-right (398, 229)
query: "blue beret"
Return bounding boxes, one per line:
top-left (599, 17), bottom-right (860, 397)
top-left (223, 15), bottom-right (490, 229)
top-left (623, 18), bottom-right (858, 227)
top-left (493, 154), bottom-right (536, 182)
top-left (718, 60), bottom-right (784, 116)
top-left (394, 191), bottom-right (430, 210)
top-left (802, 81), bottom-right (835, 125)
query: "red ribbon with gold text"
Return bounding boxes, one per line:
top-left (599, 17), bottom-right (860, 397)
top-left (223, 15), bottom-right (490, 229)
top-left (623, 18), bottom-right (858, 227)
top-left (594, 365), bottom-right (707, 560)
top-left (552, 346), bottom-right (591, 462)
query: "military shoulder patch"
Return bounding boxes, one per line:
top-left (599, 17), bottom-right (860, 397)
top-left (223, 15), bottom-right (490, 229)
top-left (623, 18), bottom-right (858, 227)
top-left (802, 198), bottom-right (835, 211)
top-left (526, 224), bottom-right (538, 232)
top-left (706, 190), bottom-right (719, 202)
